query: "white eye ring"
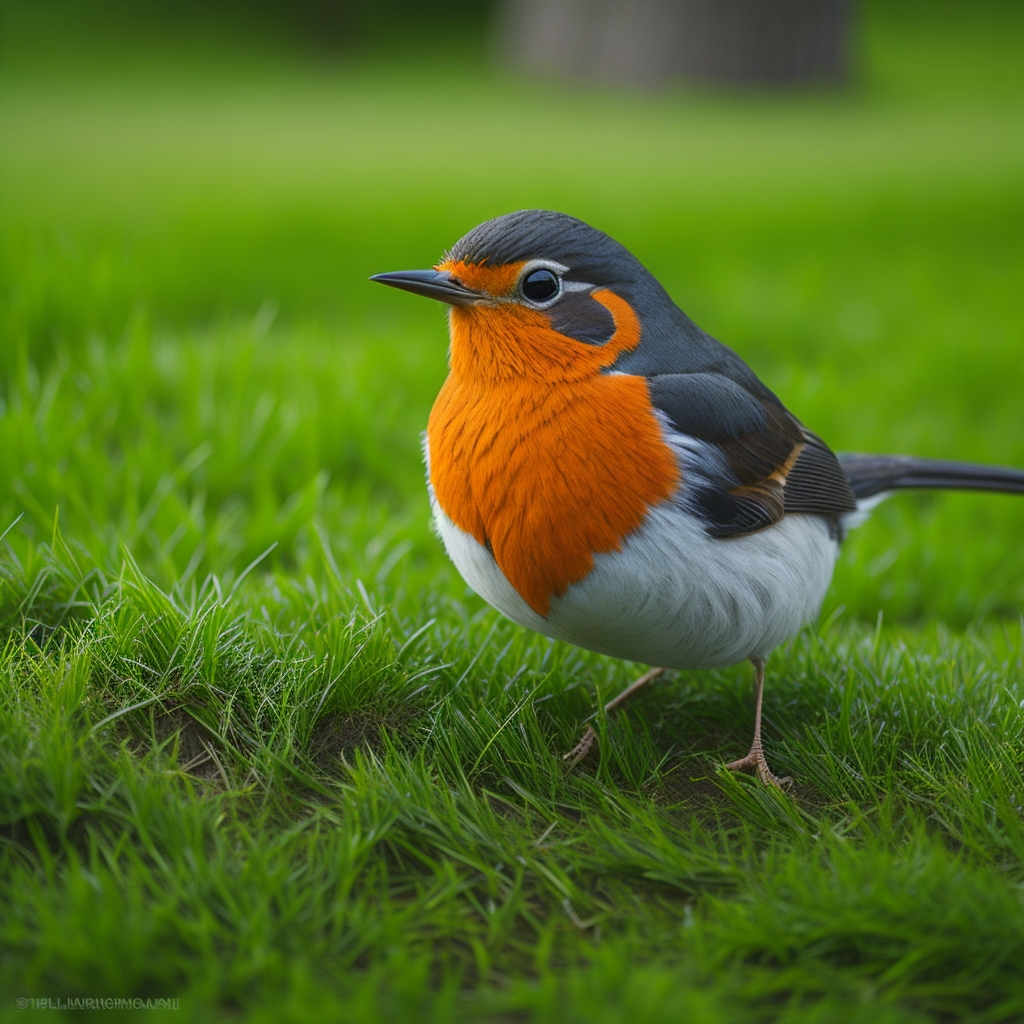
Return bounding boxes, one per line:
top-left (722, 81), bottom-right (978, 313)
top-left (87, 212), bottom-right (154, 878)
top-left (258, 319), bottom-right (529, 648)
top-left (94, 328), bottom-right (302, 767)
top-left (520, 267), bottom-right (561, 305)
top-left (515, 260), bottom-right (567, 308)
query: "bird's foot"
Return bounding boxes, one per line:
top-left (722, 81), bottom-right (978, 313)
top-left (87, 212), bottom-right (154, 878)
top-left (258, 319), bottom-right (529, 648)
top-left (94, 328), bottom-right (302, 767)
top-left (725, 747), bottom-right (792, 790)
top-left (564, 726), bottom-right (598, 765)
top-left (563, 667), bottom-right (666, 767)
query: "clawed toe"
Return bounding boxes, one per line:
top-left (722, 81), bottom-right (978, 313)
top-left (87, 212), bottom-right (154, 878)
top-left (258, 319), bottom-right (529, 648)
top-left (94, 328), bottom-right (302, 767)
top-left (725, 750), bottom-right (792, 790)
top-left (564, 726), bottom-right (598, 764)
top-left (563, 667), bottom-right (666, 767)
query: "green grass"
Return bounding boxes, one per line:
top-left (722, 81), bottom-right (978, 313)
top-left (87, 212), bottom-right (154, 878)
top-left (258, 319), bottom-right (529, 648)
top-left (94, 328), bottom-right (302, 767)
top-left (1, 3), bottom-right (1023, 1021)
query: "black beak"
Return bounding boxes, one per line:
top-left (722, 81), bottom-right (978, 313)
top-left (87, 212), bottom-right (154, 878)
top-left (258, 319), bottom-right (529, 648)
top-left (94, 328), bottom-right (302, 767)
top-left (370, 269), bottom-right (484, 307)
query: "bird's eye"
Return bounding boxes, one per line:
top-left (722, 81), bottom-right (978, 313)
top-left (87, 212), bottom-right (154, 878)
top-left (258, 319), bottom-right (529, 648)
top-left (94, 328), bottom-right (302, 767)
top-left (520, 268), bottom-right (560, 304)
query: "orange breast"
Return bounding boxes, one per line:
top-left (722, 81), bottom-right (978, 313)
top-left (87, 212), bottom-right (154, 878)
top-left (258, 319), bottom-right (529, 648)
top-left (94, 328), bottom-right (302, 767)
top-left (427, 290), bottom-right (680, 616)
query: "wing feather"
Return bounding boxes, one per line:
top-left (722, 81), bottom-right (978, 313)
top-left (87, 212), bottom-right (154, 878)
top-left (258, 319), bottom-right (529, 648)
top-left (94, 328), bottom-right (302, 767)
top-left (645, 374), bottom-right (855, 537)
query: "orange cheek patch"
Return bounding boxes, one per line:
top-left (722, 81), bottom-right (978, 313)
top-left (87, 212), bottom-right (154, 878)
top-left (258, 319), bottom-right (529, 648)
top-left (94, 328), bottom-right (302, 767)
top-left (589, 289), bottom-right (640, 353)
top-left (444, 287), bottom-right (642, 384)
top-left (427, 287), bottom-right (679, 616)
top-left (436, 259), bottom-right (525, 298)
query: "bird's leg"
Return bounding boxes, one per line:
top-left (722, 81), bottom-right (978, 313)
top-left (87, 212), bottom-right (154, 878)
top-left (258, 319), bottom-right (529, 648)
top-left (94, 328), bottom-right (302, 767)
top-left (725, 657), bottom-right (792, 788)
top-left (564, 666), bottom-right (666, 764)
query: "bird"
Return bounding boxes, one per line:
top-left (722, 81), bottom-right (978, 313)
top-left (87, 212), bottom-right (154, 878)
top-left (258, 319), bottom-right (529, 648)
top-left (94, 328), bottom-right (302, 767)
top-left (371, 209), bottom-right (1024, 786)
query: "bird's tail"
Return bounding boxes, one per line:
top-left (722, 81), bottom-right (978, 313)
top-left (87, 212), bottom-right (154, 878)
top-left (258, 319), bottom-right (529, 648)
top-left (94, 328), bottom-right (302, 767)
top-left (838, 453), bottom-right (1024, 501)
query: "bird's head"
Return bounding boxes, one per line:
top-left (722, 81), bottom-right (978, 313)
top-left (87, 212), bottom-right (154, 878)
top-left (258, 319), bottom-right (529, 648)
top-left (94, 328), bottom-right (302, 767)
top-left (372, 210), bottom-right (685, 384)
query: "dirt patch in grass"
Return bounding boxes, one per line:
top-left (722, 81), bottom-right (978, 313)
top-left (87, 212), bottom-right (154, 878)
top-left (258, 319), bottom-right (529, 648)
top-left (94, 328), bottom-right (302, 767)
top-left (151, 706), bottom-right (230, 783)
top-left (308, 706), bottom-right (419, 771)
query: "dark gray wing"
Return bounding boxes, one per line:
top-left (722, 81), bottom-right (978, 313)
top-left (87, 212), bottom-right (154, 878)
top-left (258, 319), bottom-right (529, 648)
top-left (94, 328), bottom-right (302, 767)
top-left (646, 373), bottom-right (857, 537)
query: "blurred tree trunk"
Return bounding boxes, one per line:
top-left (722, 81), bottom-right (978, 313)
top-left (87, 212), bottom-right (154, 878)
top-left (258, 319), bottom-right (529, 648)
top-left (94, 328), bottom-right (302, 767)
top-left (495, 0), bottom-right (855, 88)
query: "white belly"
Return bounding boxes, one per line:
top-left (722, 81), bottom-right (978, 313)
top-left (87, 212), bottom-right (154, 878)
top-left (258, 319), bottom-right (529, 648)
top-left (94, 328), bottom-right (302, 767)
top-left (432, 498), bottom-right (839, 669)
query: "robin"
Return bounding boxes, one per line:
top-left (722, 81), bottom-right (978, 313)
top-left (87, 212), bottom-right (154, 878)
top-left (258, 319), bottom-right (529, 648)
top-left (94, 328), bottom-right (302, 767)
top-left (372, 209), bottom-right (1024, 786)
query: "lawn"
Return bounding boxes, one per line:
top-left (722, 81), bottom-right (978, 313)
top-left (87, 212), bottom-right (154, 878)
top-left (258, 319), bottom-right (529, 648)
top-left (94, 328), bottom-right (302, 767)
top-left (1, 2), bottom-right (1023, 1022)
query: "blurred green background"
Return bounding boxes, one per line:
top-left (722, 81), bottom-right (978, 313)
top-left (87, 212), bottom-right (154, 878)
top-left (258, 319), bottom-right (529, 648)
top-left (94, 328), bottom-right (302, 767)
top-left (1, 0), bottom-right (1022, 622)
